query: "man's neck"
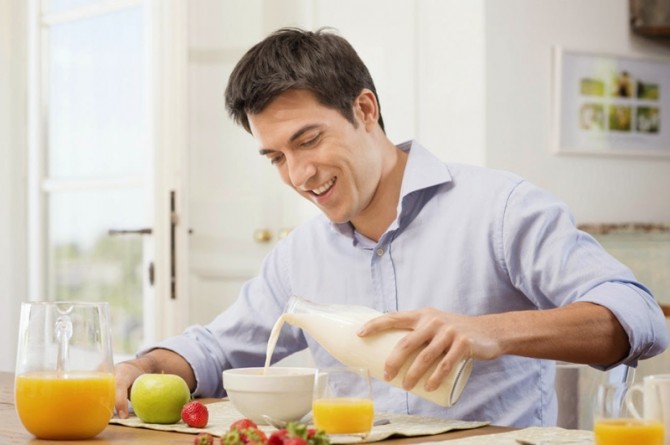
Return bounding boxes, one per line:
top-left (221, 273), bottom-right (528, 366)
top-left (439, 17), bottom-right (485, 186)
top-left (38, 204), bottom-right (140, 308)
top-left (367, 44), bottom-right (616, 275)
top-left (351, 142), bottom-right (408, 242)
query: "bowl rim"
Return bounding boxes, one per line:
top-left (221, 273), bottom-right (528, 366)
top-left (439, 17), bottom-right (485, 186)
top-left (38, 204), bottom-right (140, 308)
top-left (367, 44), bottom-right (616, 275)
top-left (222, 366), bottom-right (317, 392)
top-left (223, 366), bottom-right (317, 376)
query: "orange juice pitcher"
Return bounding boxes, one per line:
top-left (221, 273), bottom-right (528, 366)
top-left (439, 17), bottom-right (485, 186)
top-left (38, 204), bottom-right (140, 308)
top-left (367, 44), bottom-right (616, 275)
top-left (15, 302), bottom-right (115, 440)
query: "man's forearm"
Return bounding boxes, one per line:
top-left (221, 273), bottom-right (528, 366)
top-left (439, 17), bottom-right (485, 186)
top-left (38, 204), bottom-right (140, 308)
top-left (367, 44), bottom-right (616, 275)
top-left (128, 348), bottom-right (197, 391)
top-left (493, 302), bottom-right (629, 366)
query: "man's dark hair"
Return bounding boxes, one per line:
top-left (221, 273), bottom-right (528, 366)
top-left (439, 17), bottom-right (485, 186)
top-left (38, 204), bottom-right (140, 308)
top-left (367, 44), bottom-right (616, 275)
top-left (224, 27), bottom-right (385, 133)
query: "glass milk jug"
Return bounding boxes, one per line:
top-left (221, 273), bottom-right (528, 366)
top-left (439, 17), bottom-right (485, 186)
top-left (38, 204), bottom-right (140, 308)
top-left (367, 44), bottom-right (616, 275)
top-left (280, 296), bottom-right (473, 407)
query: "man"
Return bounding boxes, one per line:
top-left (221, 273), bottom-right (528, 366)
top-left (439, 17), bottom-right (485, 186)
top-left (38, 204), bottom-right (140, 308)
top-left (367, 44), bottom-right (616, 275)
top-left (115, 28), bottom-right (668, 427)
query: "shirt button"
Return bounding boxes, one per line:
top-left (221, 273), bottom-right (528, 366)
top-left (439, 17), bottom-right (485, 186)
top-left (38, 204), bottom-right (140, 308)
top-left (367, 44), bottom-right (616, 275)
top-left (376, 248), bottom-right (384, 256)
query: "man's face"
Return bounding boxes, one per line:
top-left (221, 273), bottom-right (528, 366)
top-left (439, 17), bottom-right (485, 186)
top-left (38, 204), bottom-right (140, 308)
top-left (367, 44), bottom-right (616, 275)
top-left (247, 89), bottom-right (383, 225)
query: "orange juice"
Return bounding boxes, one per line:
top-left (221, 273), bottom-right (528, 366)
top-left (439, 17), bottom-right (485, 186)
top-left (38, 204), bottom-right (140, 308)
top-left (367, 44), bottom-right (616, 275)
top-left (312, 397), bottom-right (374, 434)
top-left (15, 371), bottom-right (115, 440)
top-left (594, 418), bottom-right (664, 445)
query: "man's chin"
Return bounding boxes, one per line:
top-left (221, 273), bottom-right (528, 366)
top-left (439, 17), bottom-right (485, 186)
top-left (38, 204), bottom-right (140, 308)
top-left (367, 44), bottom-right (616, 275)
top-left (322, 211), bottom-right (349, 225)
top-left (326, 216), bottom-right (349, 225)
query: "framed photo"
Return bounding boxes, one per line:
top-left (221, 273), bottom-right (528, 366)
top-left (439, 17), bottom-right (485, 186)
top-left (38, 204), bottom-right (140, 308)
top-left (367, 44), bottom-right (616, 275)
top-left (553, 47), bottom-right (670, 158)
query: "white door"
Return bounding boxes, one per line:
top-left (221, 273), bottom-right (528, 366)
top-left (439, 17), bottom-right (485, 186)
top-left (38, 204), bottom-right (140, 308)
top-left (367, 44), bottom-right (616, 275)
top-left (185, 0), bottom-right (417, 325)
top-left (27, 0), bottom-right (188, 359)
top-left (186, 0), bottom-right (312, 324)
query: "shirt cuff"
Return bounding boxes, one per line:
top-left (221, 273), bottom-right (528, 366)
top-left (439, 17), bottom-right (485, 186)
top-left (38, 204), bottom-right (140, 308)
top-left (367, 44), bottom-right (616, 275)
top-left (137, 330), bottom-right (226, 398)
top-left (577, 280), bottom-right (667, 369)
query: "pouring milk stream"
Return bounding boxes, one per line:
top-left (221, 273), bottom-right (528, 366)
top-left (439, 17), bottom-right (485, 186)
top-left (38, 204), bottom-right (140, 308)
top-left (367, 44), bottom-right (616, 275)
top-left (265, 296), bottom-right (473, 407)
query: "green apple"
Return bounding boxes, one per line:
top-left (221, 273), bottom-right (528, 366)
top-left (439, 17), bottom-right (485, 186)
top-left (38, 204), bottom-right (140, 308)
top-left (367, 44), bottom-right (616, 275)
top-left (130, 373), bottom-right (191, 424)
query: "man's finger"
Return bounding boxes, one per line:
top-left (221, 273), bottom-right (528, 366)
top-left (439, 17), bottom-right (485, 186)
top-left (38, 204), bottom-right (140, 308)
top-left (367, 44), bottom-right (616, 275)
top-left (357, 311), bottom-right (416, 336)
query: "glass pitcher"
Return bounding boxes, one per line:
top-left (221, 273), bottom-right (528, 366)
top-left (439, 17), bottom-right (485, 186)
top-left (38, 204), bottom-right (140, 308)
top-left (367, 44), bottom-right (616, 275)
top-left (15, 301), bottom-right (115, 440)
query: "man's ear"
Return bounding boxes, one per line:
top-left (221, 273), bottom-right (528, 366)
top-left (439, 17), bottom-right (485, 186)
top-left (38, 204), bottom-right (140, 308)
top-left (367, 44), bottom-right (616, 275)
top-left (354, 89), bottom-right (379, 131)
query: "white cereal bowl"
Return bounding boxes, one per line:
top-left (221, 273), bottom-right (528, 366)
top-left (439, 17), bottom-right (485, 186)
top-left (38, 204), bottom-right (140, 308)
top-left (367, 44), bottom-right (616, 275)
top-left (222, 367), bottom-right (316, 424)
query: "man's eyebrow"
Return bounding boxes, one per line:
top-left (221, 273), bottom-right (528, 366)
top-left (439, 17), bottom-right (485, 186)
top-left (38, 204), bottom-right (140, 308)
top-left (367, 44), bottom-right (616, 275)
top-left (289, 124), bottom-right (320, 143)
top-left (258, 124), bottom-right (321, 156)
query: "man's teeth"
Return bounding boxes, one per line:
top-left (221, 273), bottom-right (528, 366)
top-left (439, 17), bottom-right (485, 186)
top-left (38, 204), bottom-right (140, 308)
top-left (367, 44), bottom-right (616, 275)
top-left (313, 178), bottom-right (336, 195)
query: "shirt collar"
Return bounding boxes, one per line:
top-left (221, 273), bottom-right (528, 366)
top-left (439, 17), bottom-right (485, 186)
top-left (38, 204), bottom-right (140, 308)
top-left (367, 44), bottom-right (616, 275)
top-left (332, 140), bottom-right (453, 242)
top-left (398, 140), bottom-right (452, 201)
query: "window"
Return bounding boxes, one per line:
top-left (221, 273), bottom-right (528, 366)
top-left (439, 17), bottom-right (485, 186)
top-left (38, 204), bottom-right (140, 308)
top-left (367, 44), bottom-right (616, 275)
top-left (29, 0), bottom-right (152, 356)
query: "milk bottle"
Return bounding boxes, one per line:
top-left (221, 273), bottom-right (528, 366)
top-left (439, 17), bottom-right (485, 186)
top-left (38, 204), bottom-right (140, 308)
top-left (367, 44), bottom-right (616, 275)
top-left (266, 296), bottom-right (473, 407)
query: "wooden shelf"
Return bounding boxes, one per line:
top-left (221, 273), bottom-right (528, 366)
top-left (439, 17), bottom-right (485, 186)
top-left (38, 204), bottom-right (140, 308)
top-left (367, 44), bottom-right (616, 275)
top-left (632, 25), bottom-right (670, 37)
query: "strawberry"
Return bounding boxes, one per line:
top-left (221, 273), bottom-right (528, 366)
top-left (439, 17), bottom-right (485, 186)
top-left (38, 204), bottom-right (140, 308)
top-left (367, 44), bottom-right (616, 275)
top-left (194, 432), bottom-right (214, 445)
top-left (243, 427), bottom-right (268, 445)
top-left (224, 417), bottom-right (329, 445)
top-left (272, 422), bottom-right (329, 445)
top-left (230, 418), bottom-right (259, 431)
top-left (222, 425), bottom-right (267, 445)
top-left (181, 401), bottom-right (209, 428)
top-left (283, 438), bottom-right (308, 445)
top-left (267, 429), bottom-right (289, 445)
top-left (222, 428), bottom-right (245, 445)
top-left (287, 423), bottom-right (329, 445)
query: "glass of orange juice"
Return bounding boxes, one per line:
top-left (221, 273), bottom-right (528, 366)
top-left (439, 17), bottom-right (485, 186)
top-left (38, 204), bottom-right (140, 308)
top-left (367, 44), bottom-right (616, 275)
top-left (593, 382), bottom-right (664, 445)
top-left (312, 367), bottom-right (374, 437)
top-left (14, 301), bottom-right (115, 440)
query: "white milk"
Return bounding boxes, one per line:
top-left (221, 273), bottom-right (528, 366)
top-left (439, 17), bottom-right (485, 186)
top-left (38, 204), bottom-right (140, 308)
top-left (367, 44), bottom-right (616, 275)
top-left (264, 315), bottom-right (286, 370)
top-left (264, 301), bottom-right (472, 407)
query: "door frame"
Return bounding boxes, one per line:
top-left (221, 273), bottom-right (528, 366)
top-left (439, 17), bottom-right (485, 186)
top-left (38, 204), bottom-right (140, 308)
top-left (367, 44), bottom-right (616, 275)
top-left (147, 0), bottom-right (190, 341)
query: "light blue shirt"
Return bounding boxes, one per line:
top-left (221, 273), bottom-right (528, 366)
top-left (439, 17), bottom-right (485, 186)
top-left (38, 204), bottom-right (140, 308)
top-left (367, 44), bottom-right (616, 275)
top-left (154, 140), bottom-right (668, 427)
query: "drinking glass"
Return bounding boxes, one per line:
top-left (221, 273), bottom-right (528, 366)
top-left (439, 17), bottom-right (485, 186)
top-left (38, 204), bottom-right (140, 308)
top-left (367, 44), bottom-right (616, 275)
top-left (312, 367), bottom-right (374, 436)
top-left (15, 301), bottom-right (115, 440)
top-left (593, 382), bottom-right (664, 445)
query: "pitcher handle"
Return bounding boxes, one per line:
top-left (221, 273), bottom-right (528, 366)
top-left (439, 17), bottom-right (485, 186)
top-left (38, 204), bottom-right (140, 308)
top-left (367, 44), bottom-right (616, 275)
top-left (623, 382), bottom-right (644, 419)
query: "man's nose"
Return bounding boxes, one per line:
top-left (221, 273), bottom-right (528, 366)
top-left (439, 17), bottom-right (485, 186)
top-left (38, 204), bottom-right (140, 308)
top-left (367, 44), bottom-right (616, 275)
top-left (286, 154), bottom-right (316, 189)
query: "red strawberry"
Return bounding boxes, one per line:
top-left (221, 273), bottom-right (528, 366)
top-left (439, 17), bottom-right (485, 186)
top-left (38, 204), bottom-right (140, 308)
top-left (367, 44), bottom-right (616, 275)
top-left (242, 427), bottom-right (267, 445)
top-left (283, 438), bottom-right (308, 445)
top-left (223, 425), bottom-right (267, 445)
top-left (222, 428), bottom-right (243, 445)
top-left (194, 432), bottom-right (214, 445)
top-left (230, 418), bottom-right (258, 431)
top-left (181, 401), bottom-right (209, 428)
top-left (267, 429), bottom-right (289, 445)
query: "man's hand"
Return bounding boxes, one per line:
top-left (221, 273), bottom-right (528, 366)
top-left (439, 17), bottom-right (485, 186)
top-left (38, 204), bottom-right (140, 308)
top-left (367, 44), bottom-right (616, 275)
top-left (114, 360), bottom-right (148, 419)
top-left (357, 308), bottom-right (503, 392)
top-left (357, 302), bottom-right (629, 394)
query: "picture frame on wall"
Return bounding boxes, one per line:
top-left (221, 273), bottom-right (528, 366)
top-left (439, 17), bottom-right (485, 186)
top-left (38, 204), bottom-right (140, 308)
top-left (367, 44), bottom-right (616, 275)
top-left (552, 47), bottom-right (670, 158)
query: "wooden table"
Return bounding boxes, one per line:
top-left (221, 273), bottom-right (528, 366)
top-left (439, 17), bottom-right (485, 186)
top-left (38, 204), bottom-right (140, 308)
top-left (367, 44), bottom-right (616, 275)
top-left (1, 372), bottom-right (512, 444)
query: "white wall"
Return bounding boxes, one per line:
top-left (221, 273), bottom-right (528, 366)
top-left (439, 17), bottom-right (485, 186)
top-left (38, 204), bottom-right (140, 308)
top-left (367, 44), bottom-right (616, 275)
top-left (0, 0), bottom-right (27, 371)
top-left (416, 0), bottom-right (487, 166)
top-left (484, 0), bottom-right (670, 224)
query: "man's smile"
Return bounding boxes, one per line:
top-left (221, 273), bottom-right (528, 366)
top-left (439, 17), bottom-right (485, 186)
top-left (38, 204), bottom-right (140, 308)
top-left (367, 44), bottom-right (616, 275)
top-left (310, 177), bottom-right (337, 196)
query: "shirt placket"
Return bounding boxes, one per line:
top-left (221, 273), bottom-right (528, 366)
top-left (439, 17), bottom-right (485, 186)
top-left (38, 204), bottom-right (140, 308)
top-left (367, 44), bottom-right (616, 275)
top-left (370, 241), bottom-right (398, 313)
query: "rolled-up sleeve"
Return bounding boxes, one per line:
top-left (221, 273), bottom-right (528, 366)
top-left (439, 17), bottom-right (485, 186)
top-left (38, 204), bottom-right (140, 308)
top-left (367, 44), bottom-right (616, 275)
top-left (579, 281), bottom-right (668, 367)
top-left (501, 180), bottom-right (669, 368)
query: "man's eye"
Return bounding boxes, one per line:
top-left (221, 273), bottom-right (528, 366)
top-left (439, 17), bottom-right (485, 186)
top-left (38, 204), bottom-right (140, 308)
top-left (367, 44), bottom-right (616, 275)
top-left (301, 134), bottom-right (320, 147)
top-left (270, 154), bottom-right (285, 165)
